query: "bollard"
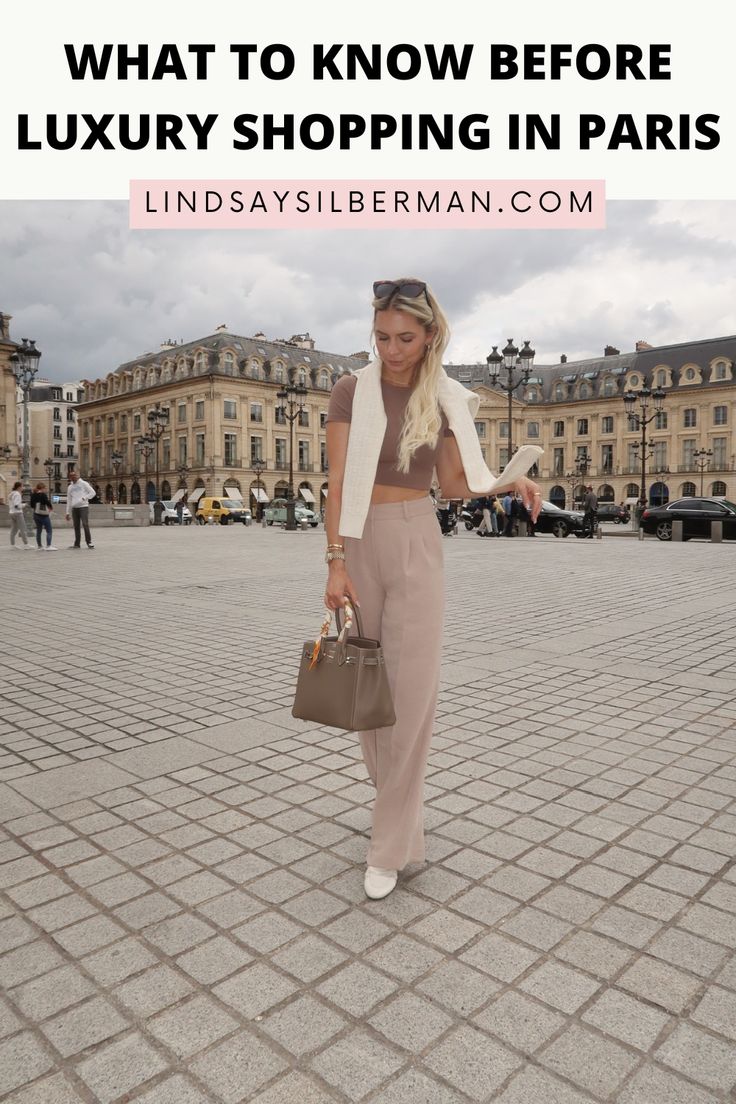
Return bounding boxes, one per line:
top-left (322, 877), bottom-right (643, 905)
top-left (711, 520), bottom-right (723, 543)
top-left (300, 518), bottom-right (309, 531)
top-left (518, 520), bottom-right (527, 538)
top-left (672, 520), bottom-right (683, 542)
top-left (261, 517), bottom-right (268, 528)
top-left (596, 525), bottom-right (603, 540)
top-left (638, 526), bottom-right (644, 541)
top-left (207, 515), bottom-right (215, 525)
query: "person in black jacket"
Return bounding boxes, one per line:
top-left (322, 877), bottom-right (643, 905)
top-left (30, 482), bottom-right (57, 550)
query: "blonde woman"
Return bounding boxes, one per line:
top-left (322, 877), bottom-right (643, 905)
top-left (325, 278), bottom-right (543, 900)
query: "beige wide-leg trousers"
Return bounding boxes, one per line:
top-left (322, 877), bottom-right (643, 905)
top-left (345, 497), bottom-right (444, 870)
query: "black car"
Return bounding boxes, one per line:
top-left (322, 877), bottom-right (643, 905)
top-left (596, 503), bottom-right (630, 524)
top-left (641, 497), bottom-right (736, 541)
top-left (534, 500), bottom-right (586, 538)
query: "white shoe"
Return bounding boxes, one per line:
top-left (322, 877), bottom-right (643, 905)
top-left (36, 546), bottom-right (44, 551)
top-left (364, 866), bottom-right (398, 900)
top-left (46, 546), bottom-right (58, 551)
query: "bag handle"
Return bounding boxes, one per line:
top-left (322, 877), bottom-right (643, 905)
top-left (335, 602), bottom-right (364, 639)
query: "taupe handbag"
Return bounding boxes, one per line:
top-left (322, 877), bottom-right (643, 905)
top-left (292, 604), bottom-right (396, 732)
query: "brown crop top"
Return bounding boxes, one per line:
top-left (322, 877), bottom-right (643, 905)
top-left (326, 374), bottom-right (454, 490)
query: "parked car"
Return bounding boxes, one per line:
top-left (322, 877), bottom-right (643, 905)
top-left (195, 497), bottom-right (252, 525)
top-left (596, 503), bottom-right (630, 524)
top-left (263, 497), bottom-right (319, 527)
top-left (534, 500), bottom-right (586, 538)
top-left (641, 497), bottom-right (736, 541)
top-left (149, 500), bottom-right (192, 525)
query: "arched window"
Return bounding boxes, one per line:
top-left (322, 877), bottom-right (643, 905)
top-left (656, 369), bottom-right (667, 387)
top-left (549, 485), bottom-right (566, 508)
top-left (525, 387), bottom-right (539, 403)
top-left (250, 360), bottom-right (262, 379)
top-left (319, 370), bottom-right (329, 389)
top-left (625, 482), bottom-right (639, 499)
top-left (178, 360), bottom-right (189, 379)
top-left (146, 481), bottom-right (156, 502)
top-left (130, 481), bottom-right (141, 504)
top-left (654, 411), bottom-right (668, 430)
top-left (579, 382), bottom-right (591, 400)
top-left (713, 361), bottom-right (728, 380)
top-left (712, 480), bottom-right (727, 496)
top-left (684, 367), bottom-right (696, 381)
top-left (147, 368), bottom-right (157, 387)
top-left (195, 351), bottom-right (205, 373)
top-left (649, 482), bottom-right (669, 507)
top-left (118, 483), bottom-right (127, 504)
top-left (223, 351), bottom-right (235, 375)
top-left (297, 367), bottom-right (307, 386)
top-left (105, 484), bottom-right (114, 503)
top-left (629, 375), bottom-right (639, 388)
top-left (273, 363), bottom-right (284, 383)
top-left (602, 377), bottom-right (616, 397)
top-left (161, 480), bottom-right (171, 499)
top-left (162, 365), bottom-right (172, 383)
top-left (681, 482), bottom-right (696, 497)
top-left (597, 484), bottom-right (615, 502)
top-left (554, 383), bottom-right (566, 401)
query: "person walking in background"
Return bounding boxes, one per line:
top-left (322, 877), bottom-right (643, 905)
top-left (493, 494), bottom-right (505, 536)
top-left (502, 490), bottom-right (514, 536)
top-left (175, 497), bottom-right (185, 525)
top-left (30, 482), bottom-right (57, 550)
top-left (65, 470), bottom-right (95, 549)
top-left (477, 495), bottom-right (494, 538)
top-left (8, 481), bottom-right (29, 549)
top-left (582, 484), bottom-right (598, 538)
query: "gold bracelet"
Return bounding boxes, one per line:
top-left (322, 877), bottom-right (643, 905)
top-left (326, 543), bottom-right (344, 550)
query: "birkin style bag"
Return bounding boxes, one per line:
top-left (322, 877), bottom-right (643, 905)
top-left (292, 604), bottom-right (395, 732)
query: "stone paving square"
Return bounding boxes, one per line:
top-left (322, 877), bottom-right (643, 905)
top-left (1, 525), bottom-right (736, 1102)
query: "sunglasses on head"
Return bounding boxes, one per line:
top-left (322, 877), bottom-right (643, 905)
top-left (373, 280), bottom-right (429, 303)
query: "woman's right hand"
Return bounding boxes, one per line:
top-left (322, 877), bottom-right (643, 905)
top-left (324, 563), bottom-right (360, 611)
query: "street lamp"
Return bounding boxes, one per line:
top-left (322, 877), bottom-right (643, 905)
top-left (275, 382), bottom-right (308, 531)
top-left (9, 338), bottom-right (42, 499)
top-left (251, 457), bottom-right (266, 521)
top-left (135, 434), bottom-right (155, 502)
top-left (487, 338), bottom-right (535, 462)
top-left (176, 462), bottom-right (190, 489)
top-left (146, 402), bottom-right (170, 501)
top-left (43, 456), bottom-right (54, 493)
top-left (693, 447), bottom-right (713, 496)
top-left (623, 384), bottom-right (666, 508)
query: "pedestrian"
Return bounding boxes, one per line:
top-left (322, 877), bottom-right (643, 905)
top-left (175, 497), bottom-right (185, 525)
top-left (65, 470), bottom-right (96, 549)
top-left (582, 484), bottom-right (598, 538)
top-left (488, 494), bottom-right (500, 535)
top-left (477, 495), bottom-right (494, 537)
top-left (324, 276), bottom-right (542, 899)
top-left (493, 494), bottom-right (505, 535)
top-left (30, 482), bottom-right (57, 550)
top-left (502, 490), bottom-right (514, 535)
top-left (8, 481), bottom-right (30, 549)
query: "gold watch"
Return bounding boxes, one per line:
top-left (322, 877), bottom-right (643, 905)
top-left (325, 549), bottom-right (346, 564)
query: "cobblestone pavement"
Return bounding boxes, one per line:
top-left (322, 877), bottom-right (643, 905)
top-left (1, 524), bottom-right (735, 1103)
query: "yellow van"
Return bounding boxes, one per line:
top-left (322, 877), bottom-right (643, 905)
top-left (195, 497), bottom-right (252, 525)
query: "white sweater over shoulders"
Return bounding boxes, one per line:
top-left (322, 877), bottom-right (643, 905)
top-left (339, 360), bottom-right (543, 538)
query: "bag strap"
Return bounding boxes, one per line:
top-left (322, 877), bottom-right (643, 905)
top-left (308, 602), bottom-right (358, 670)
top-left (335, 602), bottom-right (364, 639)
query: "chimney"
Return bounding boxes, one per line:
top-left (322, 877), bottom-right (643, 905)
top-left (604, 344), bottom-right (620, 356)
top-left (560, 354), bottom-right (567, 364)
top-left (253, 331), bottom-right (266, 340)
top-left (290, 332), bottom-right (316, 350)
top-left (635, 340), bottom-right (653, 351)
top-left (350, 350), bottom-right (371, 363)
top-left (215, 323), bottom-right (228, 333)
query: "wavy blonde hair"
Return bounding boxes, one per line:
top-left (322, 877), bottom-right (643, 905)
top-left (372, 278), bottom-right (450, 473)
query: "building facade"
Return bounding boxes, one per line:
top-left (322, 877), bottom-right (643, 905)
top-left (0, 313), bottom-right (19, 503)
top-left (448, 335), bottom-right (736, 507)
top-left (17, 379), bottom-right (84, 495)
top-left (76, 328), bottom-right (368, 512)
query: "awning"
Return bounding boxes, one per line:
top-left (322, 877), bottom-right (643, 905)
top-left (224, 486), bottom-right (243, 501)
top-left (321, 489), bottom-right (328, 497)
top-left (252, 487), bottom-right (270, 503)
top-left (187, 487), bottom-right (206, 504)
top-left (299, 488), bottom-right (315, 503)
top-left (171, 489), bottom-right (186, 503)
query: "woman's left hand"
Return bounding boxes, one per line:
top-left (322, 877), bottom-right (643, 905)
top-left (514, 476), bottom-right (543, 522)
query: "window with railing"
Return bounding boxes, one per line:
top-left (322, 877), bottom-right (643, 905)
top-left (499, 421), bottom-right (509, 438)
top-left (601, 416), bottom-right (614, 433)
top-left (298, 410), bottom-right (310, 427)
top-left (321, 442), bottom-right (328, 471)
top-left (601, 444), bottom-right (614, 473)
top-left (53, 407), bottom-right (61, 421)
top-left (553, 448), bottom-right (564, 474)
top-left (53, 426), bottom-right (62, 439)
top-left (474, 421), bottom-right (486, 438)
top-left (178, 404), bottom-right (187, 423)
top-left (224, 400), bottom-right (237, 420)
top-left (714, 405), bottom-right (728, 426)
top-left (67, 427), bottom-right (75, 440)
top-left (275, 439), bottom-right (286, 468)
top-left (250, 403), bottom-right (263, 423)
top-left (682, 439), bottom-right (696, 468)
top-left (553, 420), bottom-right (565, 437)
top-left (195, 401), bottom-right (205, 421)
top-left (275, 409), bottom-right (286, 425)
top-left (178, 438), bottom-right (187, 465)
top-left (577, 418), bottom-right (589, 435)
top-left (712, 437), bottom-right (727, 469)
top-left (250, 436), bottom-right (263, 462)
top-left (298, 440), bottom-right (310, 470)
top-left (653, 441), bottom-right (667, 469)
top-left (195, 433), bottom-right (205, 465)
top-left (527, 422), bottom-right (540, 438)
top-left (683, 408), bottom-right (697, 428)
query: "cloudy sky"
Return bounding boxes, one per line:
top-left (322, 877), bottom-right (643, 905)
top-left (1, 200), bottom-right (735, 383)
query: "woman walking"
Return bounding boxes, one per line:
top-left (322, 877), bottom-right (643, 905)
top-left (30, 482), bottom-right (57, 550)
top-left (8, 481), bottom-right (30, 549)
top-left (324, 278), bottom-right (543, 899)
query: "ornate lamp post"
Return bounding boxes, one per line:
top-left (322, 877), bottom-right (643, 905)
top-left (623, 385), bottom-right (666, 508)
top-left (43, 456), bottom-right (54, 494)
top-left (487, 338), bottom-right (535, 462)
top-left (135, 434), bottom-right (155, 501)
top-left (10, 338), bottom-right (42, 499)
top-left (275, 382), bottom-right (308, 531)
top-left (146, 403), bottom-right (170, 501)
top-left (111, 449), bottom-right (123, 501)
top-left (251, 457), bottom-right (266, 521)
top-left (693, 448), bottom-right (713, 496)
top-left (176, 462), bottom-right (190, 489)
